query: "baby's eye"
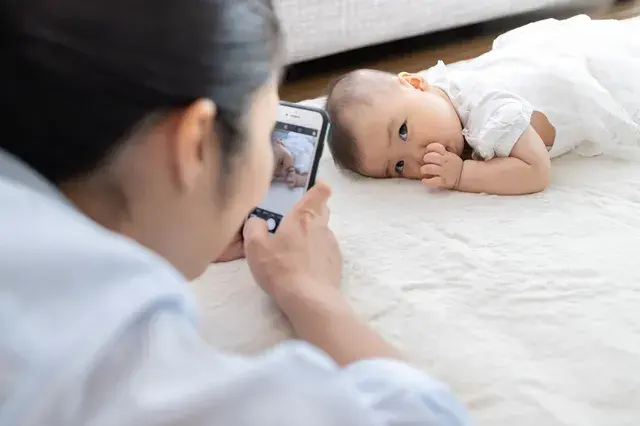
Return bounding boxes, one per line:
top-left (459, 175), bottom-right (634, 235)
top-left (399, 122), bottom-right (408, 142)
top-left (395, 160), bottom-right (405, 175)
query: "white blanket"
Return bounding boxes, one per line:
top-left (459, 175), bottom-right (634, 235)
top-left (192, 18), bottom-right (640, 426)
top-left (491, 15), bottom-right (640, 157)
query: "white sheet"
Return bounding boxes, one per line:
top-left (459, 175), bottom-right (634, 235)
top-left (193, 147), bottom-right (640, 426)
top-left (191, 21), bottom-right (640, 426)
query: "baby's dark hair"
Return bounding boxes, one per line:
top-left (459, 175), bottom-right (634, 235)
top-left (325, 69), bottom-right (396, 173)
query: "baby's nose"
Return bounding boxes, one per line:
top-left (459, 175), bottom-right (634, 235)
top-left (398, 149), bottom-right (426, 180)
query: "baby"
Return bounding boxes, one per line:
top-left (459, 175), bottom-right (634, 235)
top-left (272, 137), bottom-right (311, 188)
top-left (272, 138), bottom-right (295, 182)
top-left (325, 15), bottom-right (640, 195)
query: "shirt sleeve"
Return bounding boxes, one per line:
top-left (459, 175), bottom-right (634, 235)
top-left (76, 307), bottom-right (473, 426)
top-left (462, 91), bottom-right (534, 161)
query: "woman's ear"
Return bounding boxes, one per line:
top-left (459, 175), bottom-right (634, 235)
top-left (173, 98), bottom-right (218, 191)
top-left (398, 72), bottom-right (428, 91)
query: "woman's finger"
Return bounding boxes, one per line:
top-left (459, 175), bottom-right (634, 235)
top-left (314, 203), bottom-right (330, 227)
top-left (214, 239), bottom-right (245, 263)
top-left (243, 217), bottom-right (269, 251)
top-left (295, 182), bottom-right (332, 216)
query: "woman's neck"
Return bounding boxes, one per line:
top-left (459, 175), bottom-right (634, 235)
top-left (60, 178), bottom-right (133, 236)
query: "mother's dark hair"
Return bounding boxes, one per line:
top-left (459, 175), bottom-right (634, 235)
top-left (1, 0), bottom-right (282, 183)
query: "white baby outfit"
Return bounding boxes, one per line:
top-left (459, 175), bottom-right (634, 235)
top-left (422, 15), bottom-right (640, 161)
top-left (282, 134), bottom-right (315, 174)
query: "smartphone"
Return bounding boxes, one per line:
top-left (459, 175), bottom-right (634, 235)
top-left (250, 101), bottom-right (329, 233)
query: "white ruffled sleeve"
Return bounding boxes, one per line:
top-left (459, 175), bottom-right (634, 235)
top-left (462, 91), bottom-right (533, 161)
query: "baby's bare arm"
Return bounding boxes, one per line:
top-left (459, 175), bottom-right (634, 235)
top-left (457, 126), bottom-right (551, 195)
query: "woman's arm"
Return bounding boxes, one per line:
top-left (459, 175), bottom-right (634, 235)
top-left (281, 287), bottom-right (403, 366)
top-left (79, 307), bottom-right (472, 426)
top-left (82, 184), bottom-right (472, 426)
top-left (457, 126), bottom-right (551, 195)
top-left (243, 184), bottom-right (404, 365)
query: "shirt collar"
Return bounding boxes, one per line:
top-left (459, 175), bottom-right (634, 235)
top-left (0, 148), bottom-right (71, 206)
top-left (0, 148), bottom-right (192, 287)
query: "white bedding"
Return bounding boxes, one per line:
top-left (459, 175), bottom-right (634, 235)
top-left (192, 21), bottom-right (640, 426)
top-left (193, 147), bottom-right (640, 426)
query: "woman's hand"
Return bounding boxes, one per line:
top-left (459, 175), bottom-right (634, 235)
top-left (213, 229), bottom-right (245, 263)
top-left (244, 182), bottom-right (403, 366)
top-left (243, 182), bottom-right (342, 316)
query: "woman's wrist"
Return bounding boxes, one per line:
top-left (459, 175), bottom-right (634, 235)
top-left (275, 281), bottom-right (349, 331)
top-left (275, 281), bottom-right (404, 366)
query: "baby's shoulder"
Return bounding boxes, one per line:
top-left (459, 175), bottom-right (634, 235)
top-left (424, 62), bottom-right (497, 119)
top-left (425, 61), bottom-right (488, 97)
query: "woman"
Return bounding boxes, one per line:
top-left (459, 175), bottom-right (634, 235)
top-left (0, 0), bottom-right (471, 425)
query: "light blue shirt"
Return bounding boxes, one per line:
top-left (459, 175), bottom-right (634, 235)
top-left (0, 149), bottom-right (472, 426)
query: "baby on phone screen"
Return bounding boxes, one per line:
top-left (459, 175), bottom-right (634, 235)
top-left (272, 134), bottom-right (314, 188)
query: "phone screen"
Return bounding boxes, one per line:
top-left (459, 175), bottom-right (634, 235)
top-left (252, 105), bottom-right (325, 233)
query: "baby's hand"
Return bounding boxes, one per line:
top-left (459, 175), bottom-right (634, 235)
top-left (421, 143), bottom-right (463, 190)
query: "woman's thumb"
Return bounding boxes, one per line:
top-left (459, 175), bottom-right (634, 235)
top-left (243, 216), bottom-right (269, 249)
top-left (298, 182), bottom-right (332, 213)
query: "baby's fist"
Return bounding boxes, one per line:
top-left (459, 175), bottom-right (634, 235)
top-left (421, 143), bottom-right (463, 190)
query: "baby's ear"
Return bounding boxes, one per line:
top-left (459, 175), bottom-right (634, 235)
top-left (398, 72), bottom-right (428, 91)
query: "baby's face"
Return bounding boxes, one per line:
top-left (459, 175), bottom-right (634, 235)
top-left (344, 74), bottom-right (464, 179)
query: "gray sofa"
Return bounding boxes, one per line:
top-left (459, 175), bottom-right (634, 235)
top-left (275, 0), bottom-right (614, 64)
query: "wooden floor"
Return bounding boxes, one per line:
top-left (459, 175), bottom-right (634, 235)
top-left (280, 0), bottom-right (640, 102)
